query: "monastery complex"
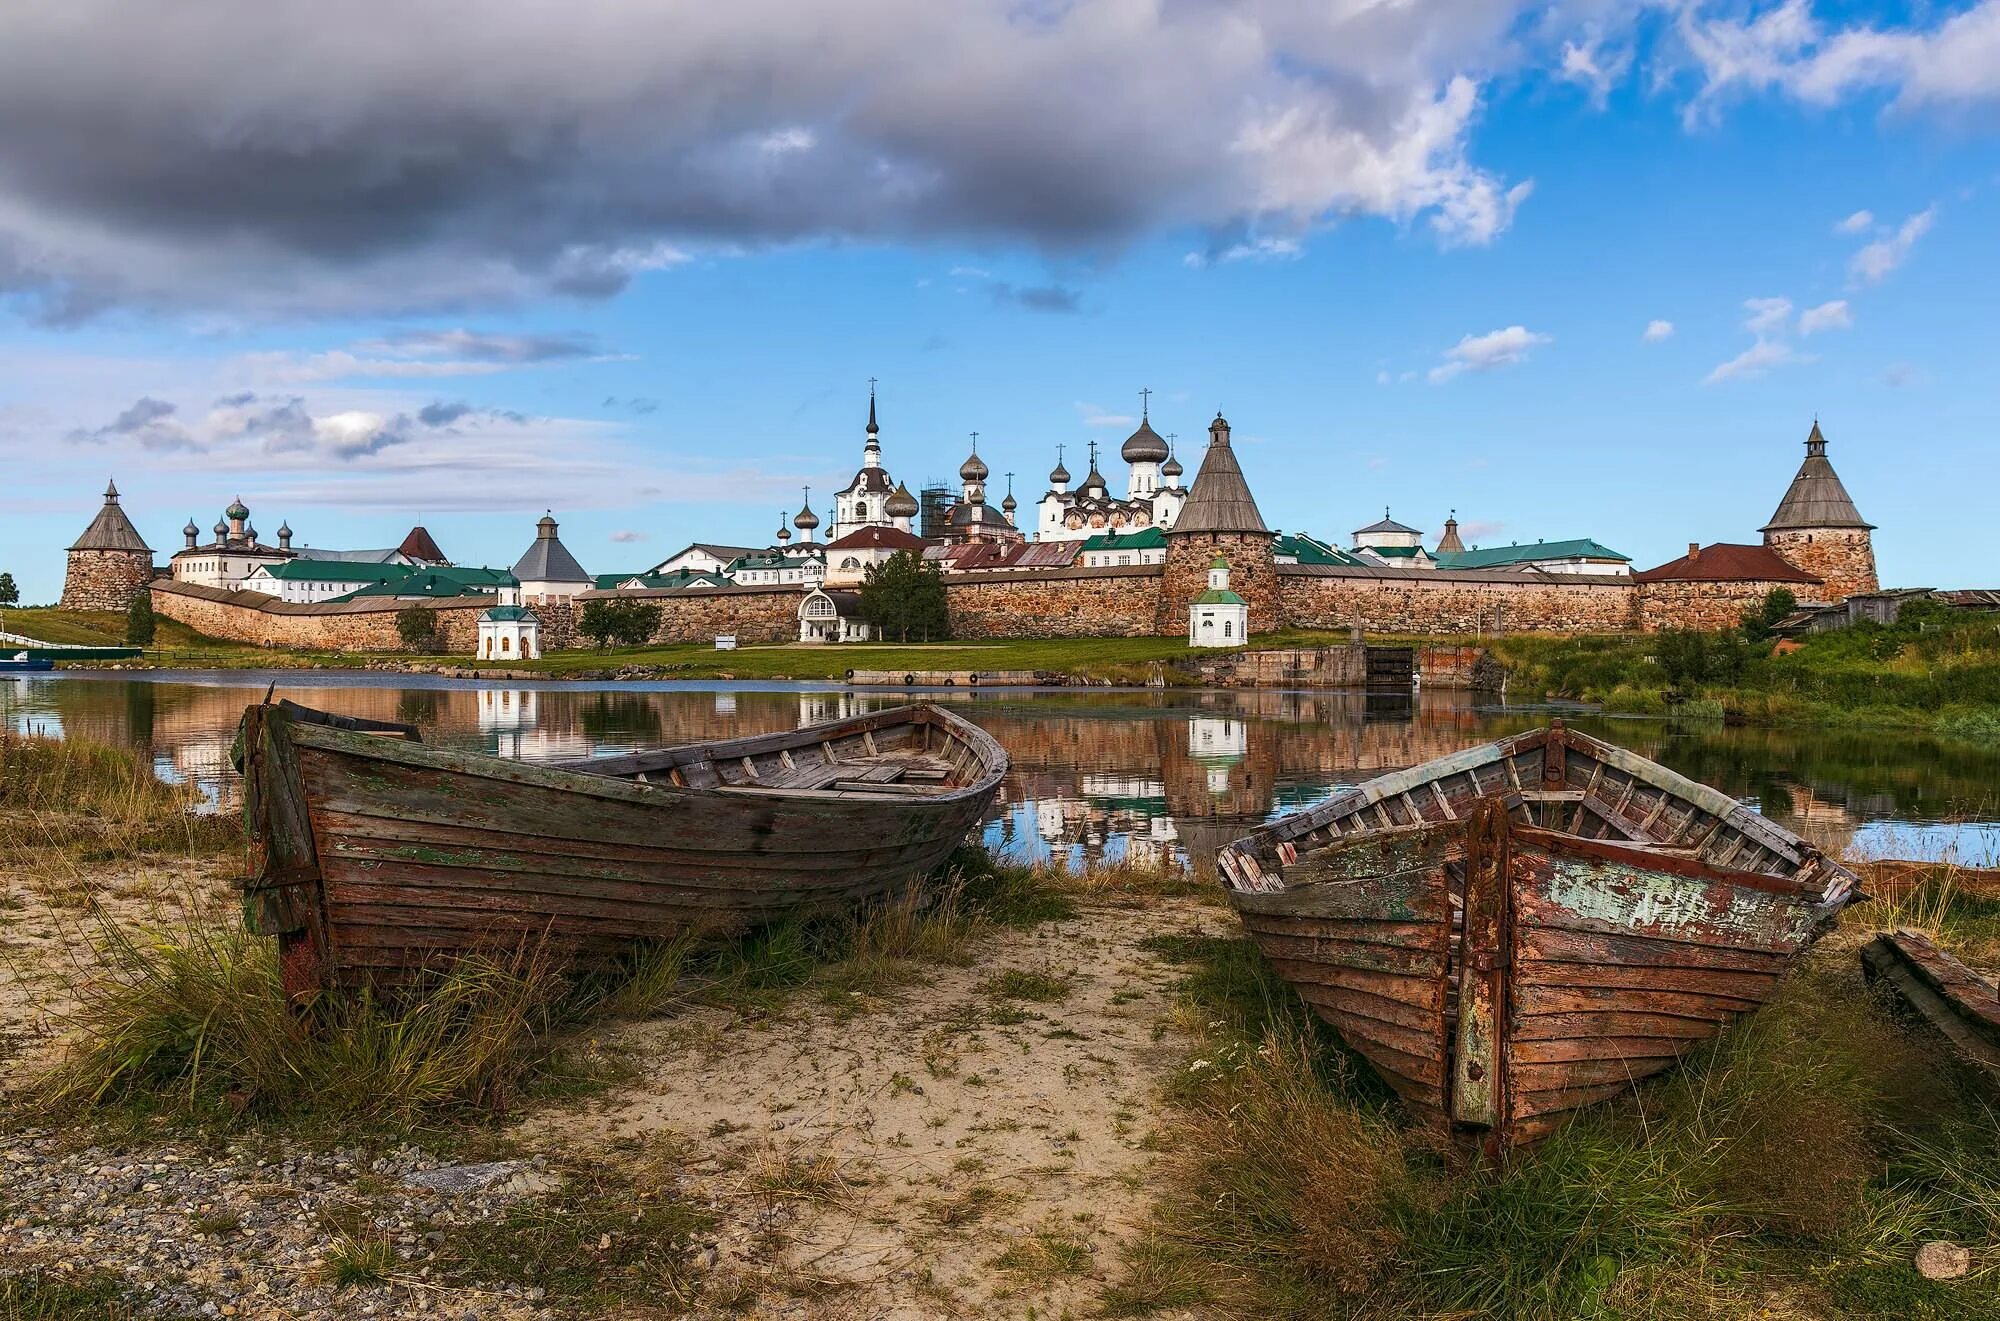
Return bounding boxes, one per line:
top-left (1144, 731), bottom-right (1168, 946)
top-left (59, 390), bottom-right (1882, 653)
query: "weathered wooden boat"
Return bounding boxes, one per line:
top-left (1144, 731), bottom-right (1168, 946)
top-left (1216, 721), bottom-right (1858, 1150)
top-left (1862, 930), bottom-right (2000, 1083)
top-left (237, 698), bottom-right (1008, 997)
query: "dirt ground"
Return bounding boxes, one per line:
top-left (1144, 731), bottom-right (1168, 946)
top-left (0, 830), bottom-right (1225, 1320)
top-left (529, 897), bottom-right (1220, 1319)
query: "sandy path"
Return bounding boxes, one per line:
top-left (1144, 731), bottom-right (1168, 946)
top-left (528, 896), bottom-right (1221, 1319)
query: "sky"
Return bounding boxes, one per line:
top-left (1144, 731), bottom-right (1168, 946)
top-left (3, 0), bottom-right (1996, 602)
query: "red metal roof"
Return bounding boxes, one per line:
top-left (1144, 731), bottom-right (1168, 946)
top-left (397, 526), bottom-right (446, 562)
top-left (823, 526), bottom-right (928, 552)
top-left (1633, 543), bottom-right (1820, 584)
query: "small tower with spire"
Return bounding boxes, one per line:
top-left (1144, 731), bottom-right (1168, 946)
top-left (61, 478), bottom-right (157, 611)
top-left (1436, 510), bottom-right (1466, 556)
top-left (1761, 420), bottom-right (1878, 600)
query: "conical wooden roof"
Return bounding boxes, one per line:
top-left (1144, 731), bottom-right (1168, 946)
top-left (1762, 422), bottom-right (1873, 531)
top-left (1171, 416), bottom-right (1269, 535)
top-left (68, 479), bottom-right (153, 553)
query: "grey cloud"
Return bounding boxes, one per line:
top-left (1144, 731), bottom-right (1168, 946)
top-left (602, 396), bottom-right (659, 415)
top-left (369, 329), bottom-right (603, 362)
top-left (418, 401), bottom-right (474, 428)
top-left (0, 1), bottom-right (1540, 319)
top-left (68, 395), bottom-right (200, 451)
top-left (110, 397), bottom-right (177, 433)
top-left (991, 282), bottom-right (1081, 314)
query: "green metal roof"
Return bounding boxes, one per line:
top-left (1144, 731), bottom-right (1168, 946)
top-left (1363, 544), bottom-right (1424, 559)
top-left (1192, 588), bottom-right (1246, 605)
top-left (339, 566), bottom-right (515, 599)
top-left (481, 605), bottom-right (537, 622)
top-left (1080, 526), bottom-right (1167, 551)
top-left (257, 560), bottom-right (412, 583)
top-left (1434, 538), bottom-right (1630, 570)
top-left (1276, 533), bottom-right (1365, 567)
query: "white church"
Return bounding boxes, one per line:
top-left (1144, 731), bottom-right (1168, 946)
top-left (1036, 399), bottom-right (1188, 541)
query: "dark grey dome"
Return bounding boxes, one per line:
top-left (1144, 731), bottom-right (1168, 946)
top-left (1121, 418), bottom-right (1170, 463)
top-left (885, 483), bottom-right (920, 518)
top-left (960, 450), bottom-right (989, 482)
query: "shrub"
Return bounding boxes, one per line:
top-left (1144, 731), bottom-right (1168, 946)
top-left (859, 549), bottom-right (950, 642)
top-left (124, 592), bottom-right (157, 647)
top-left (394, 605), bottom-right (439, 653)
top-left (577, 598), bottom-right (661, 648)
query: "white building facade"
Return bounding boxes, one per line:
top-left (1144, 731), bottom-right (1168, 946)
top-left (1188, 556), bottom-right (1249, 648)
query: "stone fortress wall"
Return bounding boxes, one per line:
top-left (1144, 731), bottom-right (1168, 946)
top-left (151, 564), bottom-right (1806, 652)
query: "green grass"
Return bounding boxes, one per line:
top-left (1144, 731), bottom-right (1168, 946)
top-left (0, 1272), bottom-right (152, 1321)
top-left (321, 1235), bottom-right (398, 1287)
top-left (1108, 913), bottom-right (2000, 1320)
top-left (1481, 610), bottom-right (2000, 740)
top-left (0, 606), bottom-right (227, 651)
top-left (433, 1157), bottom-right (713, 1309)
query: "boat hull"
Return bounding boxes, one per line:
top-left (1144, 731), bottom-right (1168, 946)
top-left (239, 701), bottom-right (1007, 996)
top-left (1219, 723), bottom-right (1855, 1149)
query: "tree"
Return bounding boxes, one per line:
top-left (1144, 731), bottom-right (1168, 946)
top-left (859, 550), bottom-right (950, 643)
top-left (577, 599), bottom-right (662, 649)
top-left (0, 572), bottom-right (18, 608)
top-left (1739, 587), bottom-right (1798, 641)
top-left (395, 606), bottom-right (439, 653)
top-left (125, 592), bottom-right (157, 647)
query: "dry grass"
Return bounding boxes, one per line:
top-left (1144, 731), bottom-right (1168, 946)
top-left (34, 899), bottom-right (578, 1127)
top-left (1107, 918), bottom-right (2000, 1320)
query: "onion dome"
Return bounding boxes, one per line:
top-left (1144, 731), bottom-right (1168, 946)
top-left (960, 448), bottom-right (989, 482)
top-left (792, 501), bottom-right (820, 531)
top-left (183, 518), bottom-right (199, 538)
top-left (213, 519), bottom-right (229, 537)
top-left (1121, 418), bottom-right (1170, 464)
top-left (886, 482), bottom-right (920, 519)
top-left (1049, 457), bottom-right (1071, 484)
top-left (277, 520), bottom-right (292, 539)
top-left (1162, 453), bottom-right (1184, 480)
top-left (777, 515), bottom-right (792, 544)
top-left (226, 496), bottom-right (250, 521)
top-left (1001, 491), bottom-right (1018, 514)
top-left (243, 524), bottom-right (258, 543)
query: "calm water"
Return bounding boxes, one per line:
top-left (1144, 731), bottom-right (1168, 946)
top-left (6, 671), bottom-right (1997, 871)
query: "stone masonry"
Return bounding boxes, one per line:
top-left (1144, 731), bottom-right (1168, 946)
top-left (1764, 528), bottom-right (1877, 602)
top-left (61, 550), bottom-right (156, 612)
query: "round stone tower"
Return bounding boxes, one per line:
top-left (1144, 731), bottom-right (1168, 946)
top-left (61, 479), bottom-right (156, 611)
top-left (1761, 421), bottom-right (1878, 601)
top-left (1159, 414), bottom-right (1277, 635)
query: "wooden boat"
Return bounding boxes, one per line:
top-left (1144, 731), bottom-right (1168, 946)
top-left (237, 698), bottom-right (1008, 997)
top-left (1862, 930), bottom-right (2000, 1083)
top-left (1216, 720), bottom-right (1858, 1150)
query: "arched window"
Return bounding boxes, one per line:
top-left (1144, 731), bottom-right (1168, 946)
top-left (1223, 621), bottom-right (1233, 638)
top-left (841, 556), bottom-right (861, 570)
top-left (501, 636), bottom-right (511, 653)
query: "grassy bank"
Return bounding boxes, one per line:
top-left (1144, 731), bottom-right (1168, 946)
top-left (1483, 607), bottom-right (2000, 741)
top-left (1106, 867), bottom-right (2000, 1319)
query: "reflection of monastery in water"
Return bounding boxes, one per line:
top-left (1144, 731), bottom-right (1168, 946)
top-left (12, 676), bottom-right (1998, 867)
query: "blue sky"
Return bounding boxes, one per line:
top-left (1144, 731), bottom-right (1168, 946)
top-left (3, 1), bottom-right (1996, 601)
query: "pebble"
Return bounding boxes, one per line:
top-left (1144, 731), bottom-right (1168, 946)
top-left (1915, 1240), bottom-right (1971, 1281)
top-left (0, 1129), bottom-right (566, 1319)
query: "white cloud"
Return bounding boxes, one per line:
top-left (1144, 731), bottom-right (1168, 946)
top-left (1183, 235), bottom-right (1303, 267)
top-left (1643, 318), bottom-right (1675, 342)
top-left (1558, 37), bottom-right (1633, 108)
top-left (1743, 296), bottom-right (1794, 336)
top-left (1460, 519), bottom-right (1506, 543)
top-left (1705, 339), bottom-right (1809, 384)
top-left (1680, 0), bottom-right (2000, 119)
top-left (609, 529), bottom-right (649, 542)
top-left (1834, 209), bottom-right (1874, 234)
top-left (1705, 295), bottom-right (1821, 383)
top-left (1849, 207), bottom-right (1936, 284)
top-left (1797, 299), bottom-right (1852, 334)
top-left (1074, 401), bottom-right (1136, 429)
top-left (1428, 325), bottom-right (1551, 384)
